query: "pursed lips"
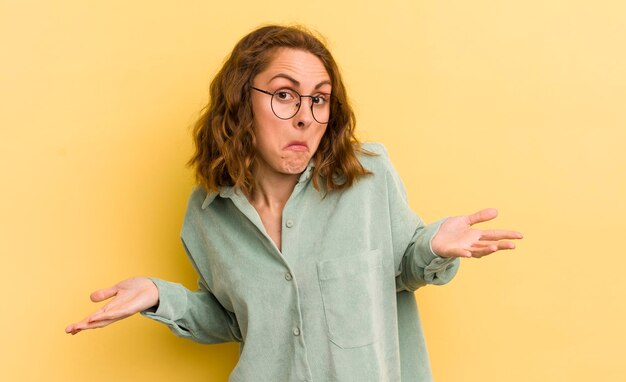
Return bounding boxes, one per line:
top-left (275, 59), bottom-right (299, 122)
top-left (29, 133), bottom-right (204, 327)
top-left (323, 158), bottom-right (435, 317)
top-left (284, 141), bottom-right (308, 152)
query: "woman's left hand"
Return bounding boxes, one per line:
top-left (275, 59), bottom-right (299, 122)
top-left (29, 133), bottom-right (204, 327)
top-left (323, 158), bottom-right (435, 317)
top-left (431, 208), bottom-right (523, 258)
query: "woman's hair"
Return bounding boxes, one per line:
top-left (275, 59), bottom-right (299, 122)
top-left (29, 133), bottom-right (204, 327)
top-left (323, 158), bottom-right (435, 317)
top-left (188, 24), bottom-right (372, 195)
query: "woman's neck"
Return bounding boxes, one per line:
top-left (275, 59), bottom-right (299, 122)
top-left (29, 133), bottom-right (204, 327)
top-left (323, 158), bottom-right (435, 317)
top-left (247, 166), bottom-right (300, 213)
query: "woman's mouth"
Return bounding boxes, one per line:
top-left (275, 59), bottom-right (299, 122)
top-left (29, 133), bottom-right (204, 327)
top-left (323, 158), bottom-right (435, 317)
top-left (284, 141), bottom-right (308, 152)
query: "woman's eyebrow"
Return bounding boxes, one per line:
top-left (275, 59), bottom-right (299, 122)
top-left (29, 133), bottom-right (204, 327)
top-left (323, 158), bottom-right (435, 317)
top-left (268, 73), bottom-right (299, 85)
top-left (314, 80), bottom-right (332, 90)
top-left (268, 73), bottom-right (331, 90)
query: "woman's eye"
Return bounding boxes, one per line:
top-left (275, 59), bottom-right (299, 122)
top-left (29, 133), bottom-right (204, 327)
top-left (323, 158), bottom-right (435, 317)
top-left (276, 90), bottom-right (295, 101)
top-left (312, 94), bottom-right (329, 105)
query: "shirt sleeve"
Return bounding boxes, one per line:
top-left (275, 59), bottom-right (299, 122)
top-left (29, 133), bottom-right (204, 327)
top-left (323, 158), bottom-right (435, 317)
top-left (140, 277), bottom-right (241, 344)
top-left (395, 218), bottom-right (460, 291)
top-left (371, 144), bottom-right (460, 292)
top-left (140, 240), bottom-right (242, 344)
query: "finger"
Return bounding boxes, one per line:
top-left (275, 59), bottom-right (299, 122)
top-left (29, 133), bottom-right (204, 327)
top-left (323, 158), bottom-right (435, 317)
top-left (70, 317), bottom-right (120, 334)
top-left (90, 286), bottom-right (118, 302)
top-left (88, 301), bottom-right (136, 323)
top-left (66, 304), bottom-right (115, 333)
top-left (469, 246), bottom-right (498, 257)
top-left (74, 313), bottom-right (121, 329)
top-left (67, 310), bottom-right (102, 330)
top-left (88, 311), bottom-right (118, 323)
top-left (479, 230), bottom-right (524, 241)
top-left (471, 240), bottom-right (517, 250)
top-left (67, 323), bottom-right (88, 335)
top-left (466, 208), bottom-right (498, 226)
top-left (470, 241), bottom-right (495, 248)
top-left (65, 319), bottom-right (91, 334)
top-left (470, 242), bottom-right (517, 257)
top-left (66, 310), bottom-right (103, 333)
top-left (84, 318), bottom-right (119, 330)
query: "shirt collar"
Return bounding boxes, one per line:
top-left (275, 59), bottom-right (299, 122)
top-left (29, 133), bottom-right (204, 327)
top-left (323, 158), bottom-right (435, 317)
top-left (201, 159), bottom-right (315, 210)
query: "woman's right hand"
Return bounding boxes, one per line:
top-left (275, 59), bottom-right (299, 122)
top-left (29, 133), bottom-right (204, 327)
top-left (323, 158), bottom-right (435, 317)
top-left (65, 276), bottom-right (159, 335)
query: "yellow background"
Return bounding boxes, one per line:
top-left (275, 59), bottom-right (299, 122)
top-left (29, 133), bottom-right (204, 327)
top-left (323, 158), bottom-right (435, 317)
top-left (2, 0), bottom-right (625, 381)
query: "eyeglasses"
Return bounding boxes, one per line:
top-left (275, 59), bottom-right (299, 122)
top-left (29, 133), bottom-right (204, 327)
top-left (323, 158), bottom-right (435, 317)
top-left (251, 87), bottom-right (337, 124)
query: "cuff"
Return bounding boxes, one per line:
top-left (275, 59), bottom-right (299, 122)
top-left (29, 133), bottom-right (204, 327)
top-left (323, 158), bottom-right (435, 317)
top-left (419, 218), bottom-right (460, 285)
top-left (140, 277), bottom-right (189, 322)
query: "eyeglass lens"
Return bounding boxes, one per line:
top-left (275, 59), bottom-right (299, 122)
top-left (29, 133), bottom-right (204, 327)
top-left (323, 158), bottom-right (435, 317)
top-left (270, 89), bottom-right (331, 123)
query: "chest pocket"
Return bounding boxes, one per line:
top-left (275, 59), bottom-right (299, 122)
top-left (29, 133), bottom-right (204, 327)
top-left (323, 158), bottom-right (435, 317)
top-left (317, 249), bottom-right (384, 349)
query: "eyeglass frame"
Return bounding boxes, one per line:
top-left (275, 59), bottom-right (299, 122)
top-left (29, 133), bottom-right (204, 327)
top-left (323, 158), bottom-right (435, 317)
top-left (251, 86), bottom-right (340, 124)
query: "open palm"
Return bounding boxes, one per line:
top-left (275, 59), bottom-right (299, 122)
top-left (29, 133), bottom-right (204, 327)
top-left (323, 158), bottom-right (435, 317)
top-left (431, 208), bottom-right (523, 258)
top-left (65, 276), bottom-right (158, 335)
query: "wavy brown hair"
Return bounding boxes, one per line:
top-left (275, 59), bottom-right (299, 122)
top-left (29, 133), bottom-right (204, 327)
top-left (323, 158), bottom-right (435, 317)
top-left (188, 24), bottom-right (373, 195)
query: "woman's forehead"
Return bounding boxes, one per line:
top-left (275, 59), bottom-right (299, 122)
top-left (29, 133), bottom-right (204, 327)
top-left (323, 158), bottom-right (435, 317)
top-left (257, 48), bottom-right (330, 86)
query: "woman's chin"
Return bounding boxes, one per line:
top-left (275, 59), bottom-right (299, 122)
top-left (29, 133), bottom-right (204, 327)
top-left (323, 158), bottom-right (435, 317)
top-left (279, 156), bottom-right (310, 174)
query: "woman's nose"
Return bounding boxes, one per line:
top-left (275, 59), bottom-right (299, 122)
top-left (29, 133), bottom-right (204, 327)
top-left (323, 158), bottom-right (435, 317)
top-left (293, 100), bottom-right (314, 128)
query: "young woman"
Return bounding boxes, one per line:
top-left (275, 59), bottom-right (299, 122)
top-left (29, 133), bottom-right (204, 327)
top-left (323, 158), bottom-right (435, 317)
top-left (66, 25), bottom-right (523, 381)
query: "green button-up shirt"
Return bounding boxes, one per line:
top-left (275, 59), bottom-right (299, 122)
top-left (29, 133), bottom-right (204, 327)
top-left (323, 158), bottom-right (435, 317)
top-left (141, 143), bottom-right (460, 381)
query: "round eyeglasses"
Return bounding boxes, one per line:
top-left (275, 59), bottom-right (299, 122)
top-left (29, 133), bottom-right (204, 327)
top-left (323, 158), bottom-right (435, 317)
top-left (251, 87), bottom-right (337, 124)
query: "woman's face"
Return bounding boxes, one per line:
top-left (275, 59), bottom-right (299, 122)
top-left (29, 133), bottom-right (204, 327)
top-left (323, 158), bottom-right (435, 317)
top-left (251, 48), bottom-right (331, 178)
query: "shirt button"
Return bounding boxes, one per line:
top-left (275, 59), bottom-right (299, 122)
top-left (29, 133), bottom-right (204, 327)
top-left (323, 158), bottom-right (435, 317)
top-left (285, 219), bottom-right (294, 228)
top-left (285, 273), bottom-right (293, 281)
top-left (293, 327), bottom-right (300, 336)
